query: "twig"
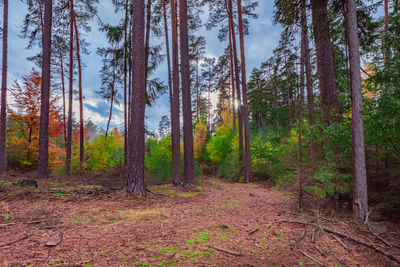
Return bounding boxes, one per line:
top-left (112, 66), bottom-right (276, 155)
top-left (332, 234), bottom-right (351, 253)
top-left (0, 222), bottom-right (16, 227)
top-left (299, 230), bottom-right (306, 241)
top-left (146, 189), bottom-right (164, 196)
top-left (371, 231), bottom-right (392, 248)
top-left (0, 234), bottom-right (32, 247)
top-left (278, 220), bottom-right (400, 264)
top-left (298, 249), bottom-right (324, 266)
top-left (26, 219), bottom-right (47, 225)
top-left (248, 228), bottom-right (259, 235)
top-left (206, 245), bottom-right (241, 256)
top-left (314, 244), bottom-right (325, 256)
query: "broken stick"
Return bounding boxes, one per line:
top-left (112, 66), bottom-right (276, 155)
top-left (0, 234), bottom-right (32, 247)
top-left (298, 249), bottom-right (324, 266)
top-left (278, 220), bottom-right (400, 264)
top-left (206, 245), bottom-right (241, 256)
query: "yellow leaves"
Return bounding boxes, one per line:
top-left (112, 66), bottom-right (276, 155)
top-left (194, 120), bottom-right (208, 160)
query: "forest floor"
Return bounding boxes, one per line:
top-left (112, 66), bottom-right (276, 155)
top-left (1, 174), bottom-right (400, 266)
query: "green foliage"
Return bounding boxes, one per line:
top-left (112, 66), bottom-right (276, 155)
top-left (85, 132), bottom-right (124, 173)
top-left (145, 135), bottom-right (173, 180)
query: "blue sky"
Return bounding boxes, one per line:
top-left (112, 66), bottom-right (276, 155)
top-left (4, 1), bottom-right (282, 132)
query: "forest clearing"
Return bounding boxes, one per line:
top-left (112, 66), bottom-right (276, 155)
top-left (1, 175), bottom-right (400, 266)
top-left (1, 0), bottom-right (400, 266)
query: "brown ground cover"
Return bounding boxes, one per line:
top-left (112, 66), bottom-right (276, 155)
top-left (0, 175), bottom-right (399, 266)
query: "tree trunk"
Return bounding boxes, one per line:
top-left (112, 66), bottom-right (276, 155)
top-left (106, 64), bottom-right (116, 138)
top-left (310, 0), bottom-right (340, 124)
top-left (301, 0), bottom-right (315, 157)
top-left (0, 0), bottom-right (8, 174)
top-left (38, 0), bottom-right (53, 179)
top-left (383, 0), bottom-right (389, 64)
top-left (66, 0), bottom-right (74, 175)
top-left (298, 26), bottom-right (306, 210)
top-left (228, 0), bottom-right (243, 165)
top-left (162, 0), bottom-right (173, 131)
top-left (144, 0), bottom-right (151, 91)
top-left (170, 0), bottom-right (181, 186)
top-left (179, 0), bottom-right (195, 188)
top-left (123, 0), bottom-right (129, 166)
top-left (347, 0), bottom-right (368, 221)
top-left (73, 16), bottom-right (84, 169)
top-left (237, 0), bottom-right (251, 183)
top-left (229, 25), bottom-right (236, 136)
top-left (196, 59), bottom-right (200, 122)
top-left (59, 52), bottom-right (67, 148)
top-left (127, 0), bottom-right (146, 196)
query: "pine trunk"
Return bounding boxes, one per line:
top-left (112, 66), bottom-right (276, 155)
top-left (301, 0), bottom-right (315, 157)
top-left (229, 25), bottom-right (236, 136)
top-left (127, 0), bottom-right (146, 196)
top-left (38, 0), bottom-right (53, 178)
top-left (144, 0), bottom-right (151, 92)
top-left (237, 0), bottom-right (251, 183)
top-left (59, 52), bottom-right (67, 147)
top-left (73, 17), bottom-right (84, 168)
top-left (228, 0), bottom-right (243, 164)
top-left (123, 0), bottom-right (129, 166)
top-left (0, 0), bottom-right (8, 174)
top-left (66, 0), bottom-right (74, 175)
top-left (170, 0), bottom-right (181, 186)
top-left (179, 0), bottom-right (195, 188)
top-left (310, 0), bottom-right (339, 124)
top-left (106, 64), bottom-right (116, 138)
top-left (347, 0), bottom-right (368, 221)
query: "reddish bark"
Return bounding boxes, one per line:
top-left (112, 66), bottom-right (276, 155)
top-left (127, 0), bottom-right (146, 196)
top-left (170, 0), bottom-right (181, 185)
top-left (310, 0), bottom-right (340, 124)
top-left (38, 0), bottom-right (53, 178)
top-left (229, 24), bottom-right (236, 136)
top-left (237, 0), bottom-right (251, 183)
top-left (59, 52), bottom-right (67, 147)
top-left (66, 0), bottom-right (74, 175)
top-left (0, 0), bottom-right (8, 173)
top-left (179, 0), bottom-right (195, 187)
top-left (105, 62), bottom-right (116, 138)
top-left (227, 0), bottom-right (243, 161)
top-left (123, 0), bottom-right (129, 166)
top-left (346, 0), bottom-right (368, 221)
top-left (73, 17), bottom-right (84, 168)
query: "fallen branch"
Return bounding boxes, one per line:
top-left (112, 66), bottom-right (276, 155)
top-left (0, 222), bottom-right (16, 227)
top-left (332, 234), bottom-right (351, 253)
top-left (206, 245), bottom-right (241, 256)
top-left (279, 220), bottom-right (400, 264)
top-left (298, 249), bottom-right (324, 266)
top-left (146, 189), bottom-right (164, 196)
top-left (371, 231), bottom-right (392, 248)
top-left (248, 228), bottom-right (259, 235)
top-left (26, 219), bottom-right (47, 225)
top-left (0, 234), bottom-right (32, 247)
top-left (314, 244), bottom-right (325, 256)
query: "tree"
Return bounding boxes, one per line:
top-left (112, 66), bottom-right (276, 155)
top-left (237, 0), bottom-right (251, 182)
top-left (310, 0), bottom-right (340, 123)
top-left (170, 0), bottom-right (181, 186)
top-left (0, 0), bottom-right (8, 173)
top-left (346, 0), bottom-right (368, 221)
top-left (8, 70), bottom-right (63, 170)
top-left (66, 0), bottom-right (74, 175)
top-left (38, 0), bottom-right (53, 178)
top-left (158, 115), bottom-right (170, 138)
top-left (127, 0), bottom-right (146, 196)
top-left (179, 0), bottom-right (196, 188)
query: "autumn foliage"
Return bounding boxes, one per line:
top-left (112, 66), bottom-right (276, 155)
top-left (7, 69), bottom-right (64, 170)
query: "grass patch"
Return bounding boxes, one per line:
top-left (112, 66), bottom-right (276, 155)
top-left (0, 180), bottom-right (12, 185)
top-left (53, 193), bottom-right (71, 197)
top-left (178, 186), bottom-right (203, 198)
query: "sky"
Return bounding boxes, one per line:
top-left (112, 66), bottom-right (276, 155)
top-left (3, 1), bottom-right (282, 133)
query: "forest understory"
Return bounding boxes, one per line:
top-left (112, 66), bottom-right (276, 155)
top-left (1, 174), bottom-right (399, 267)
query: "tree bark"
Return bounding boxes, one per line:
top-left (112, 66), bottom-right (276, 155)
top-left (237, 0), bottom-right (251, 182)
top-left (105, 63), bottom-right (116, 138)
top-left (66, 0), bottom-right (74, 175)
top-left (227, 0), bottom-right (243, 165)
top-left (38, 0), bottom-right (53, 178)
top-left (59, 51), bottom-right (67, 148)
top-left (0, 0), bottom-right (8, 174)
top-left (301, 0), bottom-right (315, 157)
top-left (123, 0), bottom-right (129, 166)
top-left (310, 0), bottom-right (340, 124)
top-left (144, 0), bottom-right (151, 91)
top-left (179, 0), bottom-right (195, 188)
top-left (127, 0), bottom-right (146, 196)
top-left (229, 24), bottom-right (236, 136)
top-left (73, 16), bottom-right (84, 169)
top-left (347, 0), bottom-right (368, 221)
top-left (170, 0), bottom-right (181, 186)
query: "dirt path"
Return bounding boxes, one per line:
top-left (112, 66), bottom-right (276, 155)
top-left (1, 177), bottom-right (399, 266)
